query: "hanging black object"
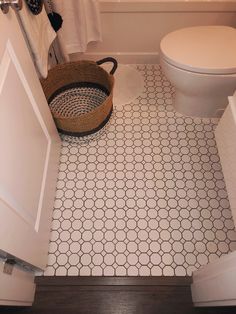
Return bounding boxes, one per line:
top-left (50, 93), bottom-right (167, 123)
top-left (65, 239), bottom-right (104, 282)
top-left (26, 0), bottom-right (43, 15)
top-left (48, 12), bottom-right (63, 32)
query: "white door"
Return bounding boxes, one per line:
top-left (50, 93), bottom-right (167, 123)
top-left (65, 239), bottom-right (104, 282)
top-left (0, 2), bottom-right (61, 306)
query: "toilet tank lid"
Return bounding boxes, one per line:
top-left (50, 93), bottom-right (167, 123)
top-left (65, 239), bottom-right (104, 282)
top-left (160, 26), bottom-right (236, 74)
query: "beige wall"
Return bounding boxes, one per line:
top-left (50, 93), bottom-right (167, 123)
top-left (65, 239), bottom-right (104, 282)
top-left (71, 1), bottom-right (236, 63)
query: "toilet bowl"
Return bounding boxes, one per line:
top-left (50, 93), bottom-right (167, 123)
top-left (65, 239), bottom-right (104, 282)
top-left (160, 26), bottom-right (236, 118)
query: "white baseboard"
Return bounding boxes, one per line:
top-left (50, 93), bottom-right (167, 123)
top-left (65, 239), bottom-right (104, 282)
top-left (191, 251), bottom-right (236, 307)
top-left (0, 261), bottom-right (35, 306)
top-left (70, 52), bottom-right (159, 64)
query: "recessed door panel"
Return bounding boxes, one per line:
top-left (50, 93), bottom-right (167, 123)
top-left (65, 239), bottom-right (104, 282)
top-left (0, 45), bottom-right (48, 228)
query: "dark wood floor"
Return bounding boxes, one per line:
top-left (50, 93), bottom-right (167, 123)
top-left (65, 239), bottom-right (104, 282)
top-left (1, 276), bottom-right (236, 314)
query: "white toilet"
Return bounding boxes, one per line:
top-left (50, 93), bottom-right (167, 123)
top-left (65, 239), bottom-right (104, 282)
top-left (160, 26), bottom-right (236, 118)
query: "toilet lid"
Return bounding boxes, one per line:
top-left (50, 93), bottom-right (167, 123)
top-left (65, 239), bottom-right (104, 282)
top-left (160, 26), bottom-right (236, 74)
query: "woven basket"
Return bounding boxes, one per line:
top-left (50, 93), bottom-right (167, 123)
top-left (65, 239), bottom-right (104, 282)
top-left (41, 57), bottom-right (118, 137)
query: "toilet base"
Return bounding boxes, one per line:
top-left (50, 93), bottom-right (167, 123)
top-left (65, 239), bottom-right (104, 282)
top-left (174, 90), bottom-right (228, 118)
top-left (160, 58), bottom-right (236, 119)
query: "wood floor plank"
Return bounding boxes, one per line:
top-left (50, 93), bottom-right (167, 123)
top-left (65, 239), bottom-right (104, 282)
top-left (1, 276), bottom-right (236, 314)
top-left (12, 286), bottom-right (193, 314)
top-left (35, 276), bottom-right (192, 286)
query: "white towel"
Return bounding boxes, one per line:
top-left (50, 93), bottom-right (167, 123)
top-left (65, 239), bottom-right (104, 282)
top-left (18, 2), bottom-right (56, 78)
top-left (52, 0), bottom-right (102, 56)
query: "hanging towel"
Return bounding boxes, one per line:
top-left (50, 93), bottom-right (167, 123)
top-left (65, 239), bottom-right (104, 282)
top-left (18, 1), bottom-right (56, 77)
top-left (44, 0), bottom-right (68, 64)
top-left (52, 0), bottom-right (102, 56)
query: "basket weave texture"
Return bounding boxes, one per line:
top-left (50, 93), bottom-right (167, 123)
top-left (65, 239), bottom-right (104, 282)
top-left (41, 60), bottom-right (115, 136)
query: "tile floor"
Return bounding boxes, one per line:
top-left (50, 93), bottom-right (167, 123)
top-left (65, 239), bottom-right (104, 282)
top-left (45, 64), bottom-right (236, 276)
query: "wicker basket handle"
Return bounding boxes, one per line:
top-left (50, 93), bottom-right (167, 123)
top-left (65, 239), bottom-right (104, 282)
top-left (96, 57), bottom-right (118, 75)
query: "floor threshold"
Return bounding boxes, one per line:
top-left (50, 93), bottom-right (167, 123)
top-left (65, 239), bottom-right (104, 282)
top-left (36, 275), bottom-right (192, 286)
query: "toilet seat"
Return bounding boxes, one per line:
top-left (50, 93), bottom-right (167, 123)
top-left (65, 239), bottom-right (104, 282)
top-left (160, 26), bottom-right (236, 75)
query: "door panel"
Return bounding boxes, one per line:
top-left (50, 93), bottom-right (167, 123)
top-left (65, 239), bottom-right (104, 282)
top-left (0, 4), bottom-right (61, 274)
top-left (0, 46), bottom-right (48, 228)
